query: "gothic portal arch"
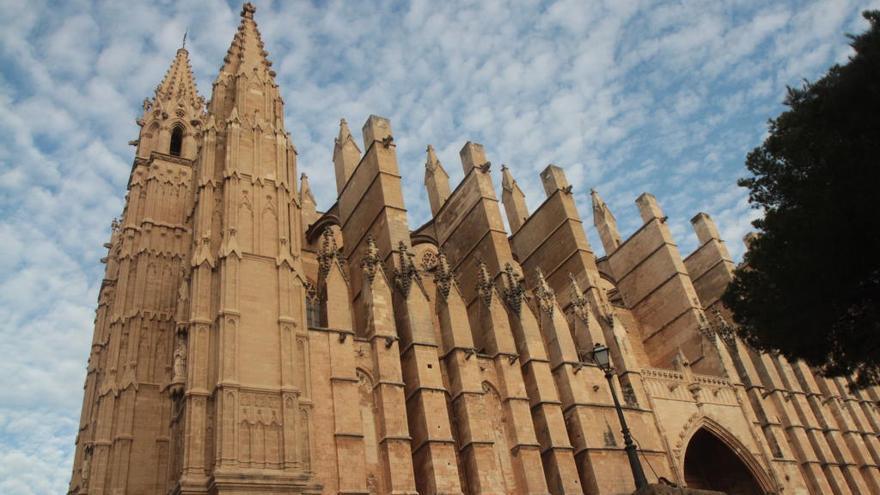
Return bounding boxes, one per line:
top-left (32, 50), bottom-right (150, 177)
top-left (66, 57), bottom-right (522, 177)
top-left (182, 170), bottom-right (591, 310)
top-left (681, 418), bottom-right (774, 495)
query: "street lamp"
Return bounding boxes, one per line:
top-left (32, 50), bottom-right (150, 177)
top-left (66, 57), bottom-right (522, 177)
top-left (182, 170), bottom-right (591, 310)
top-left (591, 343), bottom-right (649, 490)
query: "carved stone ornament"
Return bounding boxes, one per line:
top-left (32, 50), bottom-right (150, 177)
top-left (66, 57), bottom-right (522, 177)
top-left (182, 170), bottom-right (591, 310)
top-left (569, 273), bottom-right (590, 323)
top-left (501, 263), bottom-right (526, 316)
top-left (421, 250), bottom-right (438, 271)
top-left (317, 227), bottom-right (342, 278)
top-left (361, 236), bottom-right (382, 282)
top-left (713, 308), bottom-right (736, 347)
top-left (433, 252), bottom-right (454, 300)
top-left (697, 309), bottom-right (715, 342)
top-left (476, 261), bottom-right (494, 306)
top-left (532, 269), bottom-right (556, 316)
top-left (304, 279), bottom-right (318, 303)
top-left (393, 241), bottom-right (420, 297)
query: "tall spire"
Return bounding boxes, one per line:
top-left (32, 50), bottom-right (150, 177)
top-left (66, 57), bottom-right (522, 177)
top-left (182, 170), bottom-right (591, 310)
top-left (152, 46), bottom-right (203, 112)
top-left (591, 188), bottom-right (621, 254)
top-left (501, 165), bottom-right (529, 233)
top-left (424, 145), bottom-right (451, 216)
top-left (333, 118), bottom-right (362, 194)
top-left (135, 46), bottom-right (204, 159)
top-left (211, 2), bottom-right (286, 128)
top-left (218, 2), bottom-right (276, 79)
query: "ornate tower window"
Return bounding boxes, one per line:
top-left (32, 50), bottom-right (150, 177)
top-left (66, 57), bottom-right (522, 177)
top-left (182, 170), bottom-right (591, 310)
top-left (170, 125), bottom-right (184, 156)
top-left (304, 281), bottom-right (321, 328)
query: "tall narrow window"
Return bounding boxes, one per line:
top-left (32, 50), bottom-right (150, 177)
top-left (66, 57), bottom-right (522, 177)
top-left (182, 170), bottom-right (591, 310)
top-left (170, 126), bottom-right (184, 157)
top-left (306, 297), bottom-right (321, 328)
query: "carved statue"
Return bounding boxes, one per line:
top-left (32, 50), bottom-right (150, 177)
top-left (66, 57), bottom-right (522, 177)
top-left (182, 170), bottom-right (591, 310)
top-left (172, 339), bottom-right (186, 384)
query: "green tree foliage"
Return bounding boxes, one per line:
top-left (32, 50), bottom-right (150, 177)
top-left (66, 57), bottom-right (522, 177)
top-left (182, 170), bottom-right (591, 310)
top-left (724, 11), bottom-right (880, 388)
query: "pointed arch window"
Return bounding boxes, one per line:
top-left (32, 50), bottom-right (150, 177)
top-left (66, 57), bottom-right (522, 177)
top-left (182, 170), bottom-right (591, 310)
top-left (170, 126), bottom-right (184, 157)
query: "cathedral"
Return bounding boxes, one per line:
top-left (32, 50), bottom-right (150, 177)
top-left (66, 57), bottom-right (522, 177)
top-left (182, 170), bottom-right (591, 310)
top-left (68, 4), bottom-right (880, 495)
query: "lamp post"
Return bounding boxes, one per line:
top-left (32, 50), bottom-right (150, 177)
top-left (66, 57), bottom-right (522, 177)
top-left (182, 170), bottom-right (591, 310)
top-left (591, 342), bottom-right (648, 490)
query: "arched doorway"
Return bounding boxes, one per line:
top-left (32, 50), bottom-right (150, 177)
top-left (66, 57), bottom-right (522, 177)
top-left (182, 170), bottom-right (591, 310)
top-left (684, 428), bottom-right (765, 494)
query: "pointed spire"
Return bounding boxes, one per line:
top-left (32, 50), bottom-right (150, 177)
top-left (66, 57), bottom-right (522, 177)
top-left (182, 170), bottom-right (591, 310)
top-left (219, 2), bottom-right (276, 79)
top-left (501, 165), bottom-right (529, 233)
top-left (300, 173), bottom-right (317, 221)
top-left (333, 118), bottom-right (362, 194)
top-left (591, 188), bottom-right (622, 254)
top-left (136, 46), bottom-right (204, 158)
top-left (300, 173), bottom-right (316, 206)
top-left (152, 45), bottom-right (204, 111)
top-left (424, 145), bottom-right (451, 216)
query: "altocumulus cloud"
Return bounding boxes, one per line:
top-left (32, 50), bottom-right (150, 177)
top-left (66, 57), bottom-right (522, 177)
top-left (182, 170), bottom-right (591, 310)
top-left (0, 0), bottom-right (876, 492)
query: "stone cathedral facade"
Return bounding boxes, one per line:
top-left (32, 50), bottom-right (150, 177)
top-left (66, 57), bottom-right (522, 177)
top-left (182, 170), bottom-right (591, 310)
top-left (69, 4), bottom-right (880, 495)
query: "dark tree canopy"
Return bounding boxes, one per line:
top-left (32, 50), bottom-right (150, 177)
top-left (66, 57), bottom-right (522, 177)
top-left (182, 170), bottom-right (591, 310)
top-left (723, 11), bottom-right (880, 388)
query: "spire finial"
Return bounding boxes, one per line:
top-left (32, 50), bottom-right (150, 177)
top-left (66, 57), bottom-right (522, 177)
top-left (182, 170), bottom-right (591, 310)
top-left (337, 118), bottom-right (353, 142)
top-left (182, 30), bottom-right (187, 50)
top-left (425, 144), bottom-right (442, 170)
top-left (242, 2), bottom-right (256, 19)
top-left (592, 187), bottom-right (622, 253)
top-left (501, 165), bottom-right (529, 232)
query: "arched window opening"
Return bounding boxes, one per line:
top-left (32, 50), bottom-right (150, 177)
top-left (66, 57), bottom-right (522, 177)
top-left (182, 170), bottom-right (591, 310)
top-left (305, 282), bottom-right (322, 328)
top-left (170, 126), bottom-right (184, 157)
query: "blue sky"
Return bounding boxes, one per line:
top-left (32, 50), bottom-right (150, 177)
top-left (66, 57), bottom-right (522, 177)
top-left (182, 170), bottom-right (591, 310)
top-left (0, 0), bottom-right (876, 492)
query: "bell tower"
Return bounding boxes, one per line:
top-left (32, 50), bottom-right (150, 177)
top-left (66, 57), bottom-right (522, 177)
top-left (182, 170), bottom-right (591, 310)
top-left (177, 3), bottom-right (317, 494)
top-left (68, 44), bottom-right (205, 495)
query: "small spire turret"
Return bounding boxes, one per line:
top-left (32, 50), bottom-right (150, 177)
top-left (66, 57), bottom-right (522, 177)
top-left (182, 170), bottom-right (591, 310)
top-left (501, 165), bottom-right (529, 233)
top-left (333, 118), bottom-right (362, 194)
top-left (424, 145), bottom-right (451, 216)
top-left (135, 45), bottom-right (204, 159)
top-left (591, 188), bottom-right (621, 254)
top-left (300, 173), bottom-right (317, 221)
